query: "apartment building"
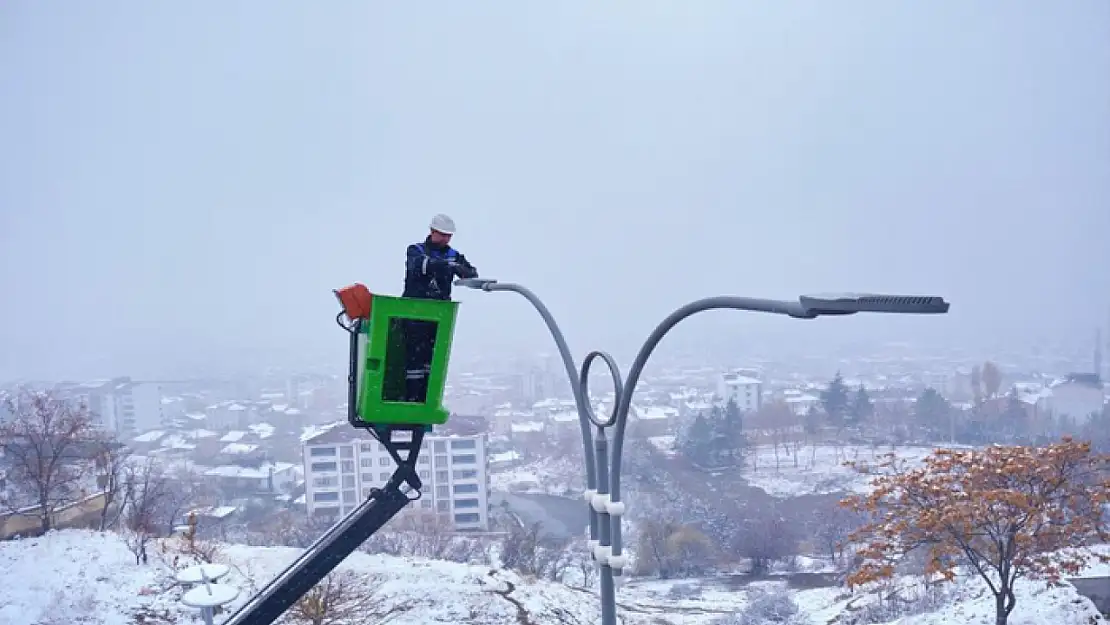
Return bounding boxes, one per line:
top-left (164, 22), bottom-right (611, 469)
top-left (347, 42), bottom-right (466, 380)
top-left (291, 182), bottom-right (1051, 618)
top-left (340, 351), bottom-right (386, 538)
top-left (302, 426), bottom-right (491, 531)
top-left (55, 377), bottom-right (165, 438)
top-left (718, 369), bottom-right (763, 413)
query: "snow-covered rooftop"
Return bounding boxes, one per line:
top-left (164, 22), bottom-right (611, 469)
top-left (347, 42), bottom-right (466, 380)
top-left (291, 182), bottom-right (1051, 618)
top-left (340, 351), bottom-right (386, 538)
top-left (203, 462), bottom-right (295, 479)
top-left (220, 443), bottom-right (259, 455)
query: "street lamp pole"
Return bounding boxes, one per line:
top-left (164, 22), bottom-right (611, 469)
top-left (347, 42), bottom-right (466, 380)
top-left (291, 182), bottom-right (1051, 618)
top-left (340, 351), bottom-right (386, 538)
top-left (456, 280), bottom-right (949, 625)
top-left (456, 280), bottom-right (609, 553)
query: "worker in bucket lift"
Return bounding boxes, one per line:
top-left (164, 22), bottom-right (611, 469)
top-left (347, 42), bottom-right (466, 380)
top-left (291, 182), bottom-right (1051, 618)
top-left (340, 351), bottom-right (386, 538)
top-left (401, 214), bottom-right (478, 401)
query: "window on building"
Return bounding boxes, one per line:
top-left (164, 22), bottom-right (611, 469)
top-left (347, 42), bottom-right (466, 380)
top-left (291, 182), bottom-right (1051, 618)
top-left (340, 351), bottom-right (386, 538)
top-left (418, 456), bottom-right (429, 465)
top-left (433, 441), bottom-right (447, 452)
top-left (453, 483), bottom-right (479, 494)
top-left (421, 499), bottom-right (432, 509)
top-left (436, 485), bottom-right (449, 499)
top-left (340, 460), bottom-right (354, 473)
top-left (313, 492), bottom-right (339, 502)
top-left (454, 498), bottom-right (480, 509)
top-left (379, 457), bottom-right (390, 466)
top-left (419, 470), bottom-right (430, 479)
top-left (361, 473), bottom-right (374, 483)
top-left (453, 469), bottom-right (478, 480)
top-left (434, 454), bottom-right (448, 467)
top-left (360, 458), bottom-right (373, 468)
top-left (452, 439), bottom-right (476, 450)
top-left (437, 500), bottom-right (449, 512)
top-left (362, 488), bottom-right (373, 498)
top-left (454, 513), bottom-right (481, 524)
top-left (312, 477), bottom-right (336, 488)
top-left (311, 462), bottom-right (337, 472)
top-left (340, 446), bottom-right (353, 458)
top-left (451, 454), bottom-right (476, 465)
top-left (343, 490), bottom-right (356, 503)
top-left (342, 476), bottom-right (355, 488)
top-left (379, 472), bottom-right (389, 481)
top-left (360, 443), bottom-right (373, 453)
top-left (310, 447), bottom-right (336, 457)
top-left (435, 470), bottom-right (449, 482)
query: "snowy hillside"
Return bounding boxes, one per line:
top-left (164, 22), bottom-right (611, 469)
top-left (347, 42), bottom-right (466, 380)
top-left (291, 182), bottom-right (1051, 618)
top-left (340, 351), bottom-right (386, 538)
top-left (487, 444), bottom-right (944, 499)
top-left (0, 530), bottom-right (1105, 625)
top-left (741, 444), bottom-right (953, 498)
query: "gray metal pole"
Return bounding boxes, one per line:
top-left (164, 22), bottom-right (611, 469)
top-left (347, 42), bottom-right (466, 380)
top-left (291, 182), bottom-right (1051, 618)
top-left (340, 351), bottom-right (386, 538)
top-left (471, 281), bottom-right (601, 545)
top-left (594, 427), bottom-right (616, 625)
top-left (596, 296), bottom-right (814, 625)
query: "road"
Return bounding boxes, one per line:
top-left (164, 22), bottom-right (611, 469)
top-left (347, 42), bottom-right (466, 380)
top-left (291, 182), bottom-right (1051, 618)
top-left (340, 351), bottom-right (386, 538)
top-left (490, 491), bottom-right (587, 541)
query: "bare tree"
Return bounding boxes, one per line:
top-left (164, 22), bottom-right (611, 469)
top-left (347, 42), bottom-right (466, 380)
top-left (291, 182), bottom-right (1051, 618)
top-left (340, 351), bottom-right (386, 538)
top-left (159, 511), bottom-right (222, 566)
top-left (361, 511), bottom-right (486, 563)
top-left (750, 401), bottom-right (799, 473)
top-left (809, 500), bottom-right (864, 567)
top-left (264, 509), bottom-right (334, 548)
top-left (634, 516), bottom-right (714, 579)
top-left (566, 539), bottom-right (598, 589)
top-left (0, 391), bottom-right (96, 533)
top-left (731, 505), bottom-right (801, 576)
top-left (120, 457), bottom-right (172, 564)
top-left (96, 441), bottom-right (132, 530)
top-left (154, 467), bottom-right (212, 536)
top-left (282, 570), bottom-right (411, 625)
top-left (499, 520), bottom-right (567, 578)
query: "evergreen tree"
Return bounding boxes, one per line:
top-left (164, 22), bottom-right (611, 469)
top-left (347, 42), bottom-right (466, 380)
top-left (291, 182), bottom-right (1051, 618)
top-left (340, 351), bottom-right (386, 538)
top-left (680, 414), bottom-right (714, 464)
top-left (705, 404), bottom-right (729, 466)
top-left (913, 387), bottom-right (950, 433)
top-left (717, 398), bottom-right (745, 463)
top-left (821, 371), bottom-right (850, 426)
top-left (849, 385), bottom-right (873, 425)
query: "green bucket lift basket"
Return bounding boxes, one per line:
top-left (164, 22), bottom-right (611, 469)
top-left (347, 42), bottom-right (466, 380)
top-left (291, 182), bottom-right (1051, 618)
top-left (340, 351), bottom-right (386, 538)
top-left (335, 283), bottom-right (459, 429)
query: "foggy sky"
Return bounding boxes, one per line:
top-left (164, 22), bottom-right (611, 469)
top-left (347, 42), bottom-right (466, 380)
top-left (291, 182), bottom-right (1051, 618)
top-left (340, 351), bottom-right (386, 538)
top-left (2, 2), bottom-right (1108, 382)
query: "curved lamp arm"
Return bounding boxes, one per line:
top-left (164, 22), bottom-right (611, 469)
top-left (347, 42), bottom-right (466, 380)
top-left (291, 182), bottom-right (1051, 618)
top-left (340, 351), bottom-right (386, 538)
top-left (455, 278), bottom-right (599, 489)
top-left (610, 296), bottom-right (812, 498)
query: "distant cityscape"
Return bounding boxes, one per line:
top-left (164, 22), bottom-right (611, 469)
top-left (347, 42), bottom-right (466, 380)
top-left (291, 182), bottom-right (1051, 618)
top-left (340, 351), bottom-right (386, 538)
top-left (1, 324), bottom-right (1106, 541)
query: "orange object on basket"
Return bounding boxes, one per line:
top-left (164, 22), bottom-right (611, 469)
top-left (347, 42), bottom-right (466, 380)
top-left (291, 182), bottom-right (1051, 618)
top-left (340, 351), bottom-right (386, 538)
top-left (334, 283), bottom-right (374, 319)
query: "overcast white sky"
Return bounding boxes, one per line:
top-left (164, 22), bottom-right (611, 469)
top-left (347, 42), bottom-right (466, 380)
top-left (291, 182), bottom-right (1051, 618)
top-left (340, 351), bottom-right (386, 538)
top-left (1, 2), bottom-right (1108, 381)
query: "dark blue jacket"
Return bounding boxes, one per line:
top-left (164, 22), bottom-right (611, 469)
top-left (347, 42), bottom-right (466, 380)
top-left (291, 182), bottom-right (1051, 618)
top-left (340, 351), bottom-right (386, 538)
top-left (403, 237), bottom-right (478, 300)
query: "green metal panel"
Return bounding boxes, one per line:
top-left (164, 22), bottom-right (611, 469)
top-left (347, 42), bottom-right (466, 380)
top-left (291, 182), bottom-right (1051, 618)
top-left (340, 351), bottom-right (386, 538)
top-left (355, 294), bottom-right (458, 426)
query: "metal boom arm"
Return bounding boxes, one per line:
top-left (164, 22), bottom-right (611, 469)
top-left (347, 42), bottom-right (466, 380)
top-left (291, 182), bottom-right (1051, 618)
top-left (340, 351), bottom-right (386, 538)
top-left (223, 304), bottom-right (437, 624)
top-left (223, 315), bottom-right (425, 625)
top-left (222, 444), bottom-right (422, 625)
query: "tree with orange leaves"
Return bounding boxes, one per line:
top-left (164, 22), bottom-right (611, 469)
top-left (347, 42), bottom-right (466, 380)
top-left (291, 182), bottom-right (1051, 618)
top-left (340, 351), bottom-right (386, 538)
top-left (841, 438), bottom-right (1110, 625)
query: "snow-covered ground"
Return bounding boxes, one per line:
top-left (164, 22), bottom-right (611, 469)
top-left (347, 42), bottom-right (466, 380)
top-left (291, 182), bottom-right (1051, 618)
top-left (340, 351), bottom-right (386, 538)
top-left (489, 455), bottom-right (582, 495)
top-left (0, 530), bottom-right (1105, 625)
top-left (740, 443), bottom-right (948, 498)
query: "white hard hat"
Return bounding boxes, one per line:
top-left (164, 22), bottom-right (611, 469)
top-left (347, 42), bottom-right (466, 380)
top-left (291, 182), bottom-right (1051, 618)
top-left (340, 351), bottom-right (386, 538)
top-left (429, 213), bottom-right (456, 235)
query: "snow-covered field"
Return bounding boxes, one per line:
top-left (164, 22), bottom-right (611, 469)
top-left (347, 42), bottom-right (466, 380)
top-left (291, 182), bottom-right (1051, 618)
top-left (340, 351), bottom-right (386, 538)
top-left (0, 530), bottom-right (1106, 625)
top-left (740, 444), bottom-right (946, 498)
top-left (489, 456), bottom-right (582, 495)
top-left (496, 443), bottom-right (980, 500)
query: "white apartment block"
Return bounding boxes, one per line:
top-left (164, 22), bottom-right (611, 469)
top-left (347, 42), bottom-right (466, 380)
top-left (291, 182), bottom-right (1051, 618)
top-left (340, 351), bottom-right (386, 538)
top-left (56, 377), bottom-right (165, 438)
top-left (718, 369), bottom-right (763, 413)
top-left (302, 427), bottom-right (491, 531)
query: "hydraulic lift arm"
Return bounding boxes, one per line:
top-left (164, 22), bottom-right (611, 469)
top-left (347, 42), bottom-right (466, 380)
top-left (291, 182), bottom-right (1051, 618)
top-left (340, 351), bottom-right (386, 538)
top-left (221, 430), bottom-right (423, 625)
top-left (222, 303), bottom-right (435, 625)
